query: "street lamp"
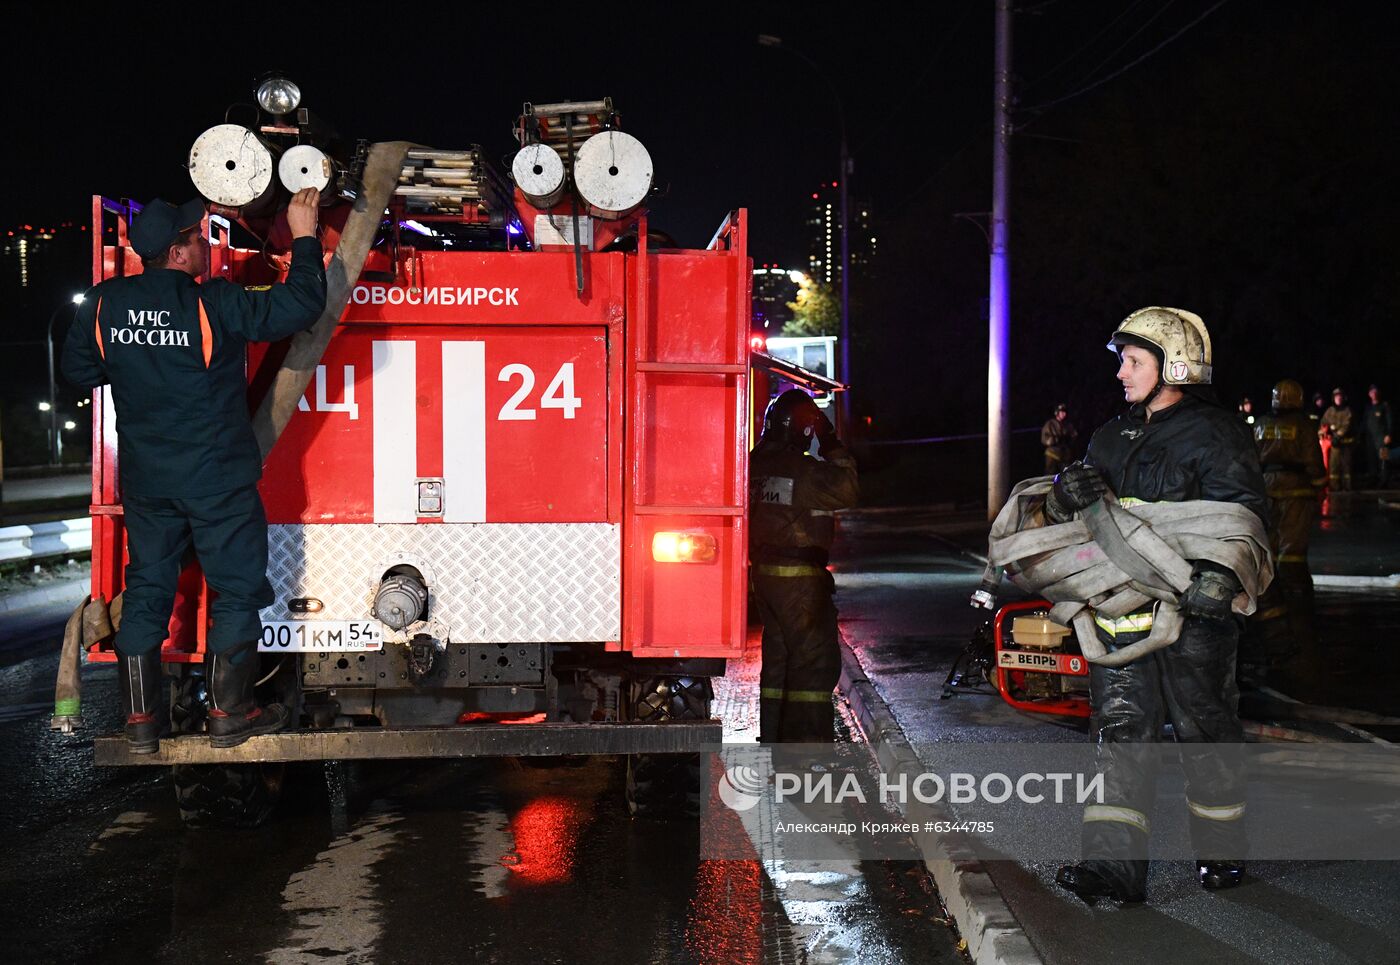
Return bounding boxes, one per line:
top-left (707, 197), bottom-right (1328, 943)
top-left (758, 35), bottom-right (853, 432)
top-left (47, 293), bottom-right (85, 465)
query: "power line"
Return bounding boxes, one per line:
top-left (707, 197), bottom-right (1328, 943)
top-left (1022, 0), bottom-right (1152, 91)
top-left (1022, 0), bottom-right (1231, 116)
top-left (1072, 0), bottom-right (1178, 95)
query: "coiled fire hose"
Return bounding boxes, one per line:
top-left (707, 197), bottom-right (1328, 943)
top-left (985, 477), bottom-right (1273, 668)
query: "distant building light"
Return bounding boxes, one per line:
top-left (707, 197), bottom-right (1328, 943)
top-left (63, 420), bottom-right (77, 431)
top-left (38, 401), bottom-right (51, 412)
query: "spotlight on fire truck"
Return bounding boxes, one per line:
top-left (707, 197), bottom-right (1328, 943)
top-left (372, 569), bottom-right (429, 631)
top-left (256, 74), bottom-right (301, 117)
top-left (652, 532), bottom-right (718, 564)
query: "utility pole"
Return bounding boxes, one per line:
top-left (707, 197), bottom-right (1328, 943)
top-left (838, 138), bottom-right (852, 434)
top-left (988, 0), bottom-right (1014, 520)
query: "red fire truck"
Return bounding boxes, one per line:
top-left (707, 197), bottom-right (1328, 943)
top-left (81, 94), bottom-right (750, 825)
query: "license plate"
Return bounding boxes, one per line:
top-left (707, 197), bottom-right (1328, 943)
top-left (259, 621), bottom-right (383, 653)
top-left (996, 649), bottom-right (1089, 675)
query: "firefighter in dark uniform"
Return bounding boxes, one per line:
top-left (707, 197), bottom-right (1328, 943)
top-left (1247, 379), bottom-right (1326, 674)
top-left (1046, 307), bottom-right (1267, 903)
top-left (1040, 403), bottom-right (1078, 475)
top-left (749, 390), bottom-right (858, 743)
top-left (1321, 388), bottom-right (1355, 491)
top-left (62, 190), bottom-right (326, 751)
top-left (1363, 384), bottom-right (1392, 488)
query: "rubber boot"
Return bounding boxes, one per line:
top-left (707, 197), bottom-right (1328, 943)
top-left (118, 651), bottom-right (163, 754)
top-left (1198, 861), bottom-right (1245, 890)
top-left (207, 642), bottom-right (289, 749)
top-left (1054, 863), bottom-right (1146, 904)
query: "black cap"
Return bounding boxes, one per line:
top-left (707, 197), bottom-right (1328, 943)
top-left (129, 198), bottom-right (205, 259)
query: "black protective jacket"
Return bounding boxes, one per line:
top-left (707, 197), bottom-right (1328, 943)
top-left (62, 237), bottom-right (326, 497)
top-left (1084, 394), bottom-right (1268, 527)
top-left (749, 443), bottom-right (859, 565)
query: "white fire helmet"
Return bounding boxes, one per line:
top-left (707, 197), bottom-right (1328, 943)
top-left (1107, 306), bottom-right (1213, 385)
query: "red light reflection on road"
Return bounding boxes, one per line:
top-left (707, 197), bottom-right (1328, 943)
top-left (505, 796), bottom-right (582, 886)
top-left (686, 859), bottom-right (763, 965)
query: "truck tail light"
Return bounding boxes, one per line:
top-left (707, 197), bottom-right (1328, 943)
top-left (652, 531), bottom-right (717, 564)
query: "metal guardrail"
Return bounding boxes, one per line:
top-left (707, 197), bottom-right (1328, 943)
top-left (0, 517), bottom-right (92, 563)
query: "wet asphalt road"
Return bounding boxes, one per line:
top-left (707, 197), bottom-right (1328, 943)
top-left (833, 497), bottom-right (1400, 965)
top-left (0, 624), bottom-right (965, 964)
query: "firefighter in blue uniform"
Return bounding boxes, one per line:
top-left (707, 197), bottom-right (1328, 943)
top-left (749, 390), bottom-right (859, 743)
top-left (62, 189), bottom-right (326, 751)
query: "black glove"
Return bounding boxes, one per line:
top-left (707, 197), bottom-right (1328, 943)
top-left (1044, 463), bottom-right (1109, 523)
top-left (1181, 567), bottom-right (1240, 622)
top-left (816, 420), bottom-right (841, 457)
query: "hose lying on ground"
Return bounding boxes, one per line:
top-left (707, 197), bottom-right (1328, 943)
top-left (987, 477), bottom-right (1273, 667)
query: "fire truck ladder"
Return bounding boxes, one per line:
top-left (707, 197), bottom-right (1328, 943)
top-left (622, 212), bottom-right (749, 656)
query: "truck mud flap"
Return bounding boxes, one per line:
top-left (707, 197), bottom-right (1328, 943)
top-left (93, 721), bottom-right (722, 766)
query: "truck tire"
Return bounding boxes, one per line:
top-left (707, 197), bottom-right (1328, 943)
top-left (173, 764), bottom-right (283, 829)
top-left (166, 660), bottom-right (288, 829)
top-left (625, 676), bottom-right (712, 818)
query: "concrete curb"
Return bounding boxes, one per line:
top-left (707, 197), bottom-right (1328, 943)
top-left (0, 576), bottom-right (89, 616)
top-left (838, 636), bottom-right (1043, 965)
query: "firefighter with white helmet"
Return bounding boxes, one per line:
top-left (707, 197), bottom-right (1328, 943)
top-left (1045, 307), bottom-right (1268, 903)
top-left (749, 390), bottom-right (858, 743)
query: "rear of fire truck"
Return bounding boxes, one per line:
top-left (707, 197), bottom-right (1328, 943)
top-left (80, 88), bottom-right (750, 825)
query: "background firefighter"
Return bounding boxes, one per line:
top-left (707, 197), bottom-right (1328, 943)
top-left (1363, 384), bottom-right (1392, 488)
top-left (61, 190), bottom-right (326, 752)
top-left (749, 390), bottom-right (858, 743)
top-left (1041, 307), bottom-right (1268, 904)
top-left (1040, 403), bottom-right (1079, 475)
top-left (1246, 378), bottom-right (1326, 680)
top-left (1321, 388), bottom-right (1356, 491)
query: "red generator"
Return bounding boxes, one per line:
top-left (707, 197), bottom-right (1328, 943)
top-left (990, 601), bottom-right (1091, 718)
top-left (82, 96), bottom-right (750, 821)
top-left (946, 599), bottom-right (1091, 719)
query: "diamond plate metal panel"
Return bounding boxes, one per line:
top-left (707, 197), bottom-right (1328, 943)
top-left (261, 524), bottom-right (620, 642)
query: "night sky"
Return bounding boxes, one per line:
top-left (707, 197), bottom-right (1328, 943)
top-left (4, 2), bottom-right (1398, 462)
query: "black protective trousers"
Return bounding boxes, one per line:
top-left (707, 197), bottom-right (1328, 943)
top-left (115, 485), bottom-right (275, 657)
top-left (1081, 615), bottom-right (1247, 897)
top-left (752, 568), bottom-right (840, 743)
